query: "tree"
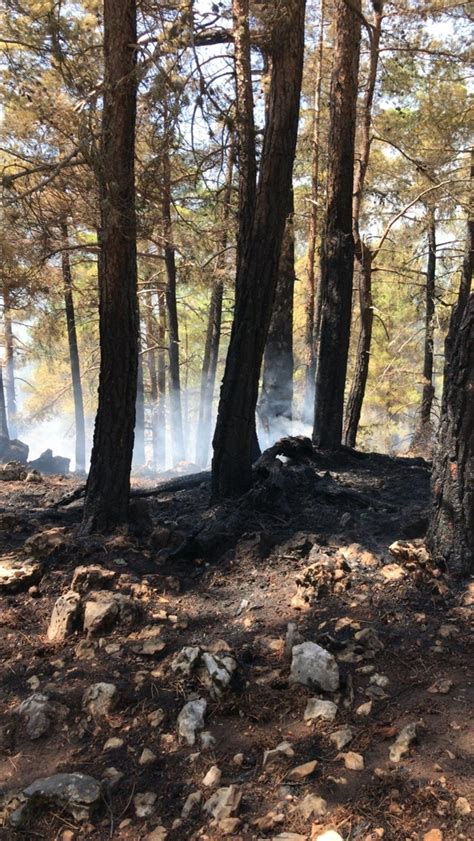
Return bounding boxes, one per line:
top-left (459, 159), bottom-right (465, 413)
top-left (81, 0), bottom-right (138, 532)
top-left (61, 222), bottom-right (86, 473)
top-left (312, 0), bottom-right (362, 449)
top-left (212, 0), bottom-right (306, 499)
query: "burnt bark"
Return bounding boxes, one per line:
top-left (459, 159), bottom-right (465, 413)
top-left (3, 286), bottom-right (17, 437)
top-left (211, 0), bottom-right (305, 499)
top-left (302, 0), bottom-right (325, 425)
top-left (81, 0), bottom-right (138, 532)
top-left (134, 335), bottom-right (146, 466)
top-left (260, 196), bottom-right (295, 438)
top-left (418, 213), bottom-right (437, 434)
top-left (0, 365), bottom-right (9, 440)
top-left (344, 244), bottom-right (374, 448)
top-left (61, 223), bottom-right (86, 473)
top-left (157, 291), bottom-right (167, 469)
top-left (313, 0), bottom-right (362, 449)
top-left (196, 149), bottom-right (234, 468)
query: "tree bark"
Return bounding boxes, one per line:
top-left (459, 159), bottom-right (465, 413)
top-left (302, 0), bottom-right (325, 425)
top-left (419, 213), bottom-right (437, 429)
top-left (3, 285), bottom-right (17, 437)
top-left (260, 194), bottom-right (295, 438)
top-left (211, 0), bottom-right (305, 499)
top-left (134, 332), bottom-right (146, 466)
top-left (0, 365), bottom-right (9, 440)
top-left (61, 223), bottom-right (86, 473)
top-left (157, 290), bottom-right (167, 469)
top-left (162, 132), bottom-right (185, 465)
top-left (196, 149), bottom-right (234, 468)
top-left (81, 0), bottom-right (138, 532)
top-left (313, 0), bottom-right (362, 449)
top-left (144, 290), bottom-right (159, 469)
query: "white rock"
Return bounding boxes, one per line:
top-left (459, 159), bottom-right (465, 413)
top-left (296, 793), bottom-right (327, 819)
top-left (181, 790), bottom-right (202, 818)
top-left (148, 708), bottom-right (165, 728)
top-left (202, 765), bottom-right (221, 787)
top-left (47, 591), bottom-right (81, 641)
top-left (313, 832), bottom-right (344, 841)
top-left (18, 693), bottom-right (51, 739)
top-left (356, 701), bottom-right (372, 716)
top-left (104, 737), bottom-right (124, 751)
top-left (263, 740), bottom-right (295, 768)
top-left (82, 682), bottom-right (117, 717)
top-left (455, 796), bottom-right (471, 816)
top-left (389, 722), bottom-right (417, 762)
top-left (203, 784), bottom-right (241, 820)
top-left (340, 751), bottom-right (364, 770)
top-left (304, 698), bottom-right (338, 722)
top-left (200, 730), bottom-right (216, 749)
top-left (134, 791), bottom-right (157, 818)
top-left (290, 641), bottom-right (339, 692)
top-left (329, 726), bottom-right (353, 750)
top-left (171, 646), bottom-right (201, 676)
top-left (177, 698), bottom-right (207, 746)
top-left (139, 748), bottom-right (157, 765)
top-left (200, 651), bottom-right (237, 697)
top-left (370, 673), bottom-right (390, 688)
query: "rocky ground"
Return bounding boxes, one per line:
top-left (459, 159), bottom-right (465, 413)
top-left (0, 443), bottom-right (472, 841)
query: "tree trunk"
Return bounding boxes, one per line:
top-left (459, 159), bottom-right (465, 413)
top-left (302, 0), bottom-right (325, 425)
top-left (3, 286), bottom-right (17, 437)
top-left (134, 335), bottom-right (146, 466)
top-left (0, 365), bottom-right (9, 440)
top-left (61, 223), bottom-right (86, 473)
top-left (419, 213), bottom-right (437, 430)
top-left (343, 244), bottom-right (374, 448)
top-left (259, 194), bottom-right (295, 439)
top-left (144, 290), bottom-right (160, 470)
top-left (157, 290), bottom-right (167, 469)
top-left (313, 0), bottom-right (362, 449)
top-left (211, 0), bottom-right (305, 499)
top-left (162, 137), bottom-right (185, 465)
top-left (427, 293), bottom-right (473, 575)
top-left (81, 0), bottom-right (138, 532)
top-left (196, 150), bottom-right (234, 468)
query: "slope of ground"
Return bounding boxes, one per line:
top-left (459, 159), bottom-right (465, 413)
top-left (0, 446), bottom-right (472, 841)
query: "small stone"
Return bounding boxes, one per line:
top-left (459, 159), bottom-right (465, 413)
top-left (233, 753), bottom-right (244, 766)
top-left (104, 737), bottom-right (124, 751)
top-left (177, 697), bottom-right (207, 745)
top-left (10, 773), bottom-right (102, 826)
top-left (329, 726), bottom-right (353, 750)
top-left (102, 767), bottom-right (123, 788)
top-left (200, 730), bottom-right (216, 750)
top-left (134, 791), bottom-right (157, 818)
top-left (181, 791), bottom-right (202, 818)
top-left (200, 650), bottom-right (237, 698)
top-left (369, 673), bottom-right (389, 688)
top-left (18, 693), bottom-right (52, 740)
top-left (218, 817), bottom-right (241, 834)
top-left (71, 565), bottom-right (118, 594)
top-left (290, 641), bottom-right (340, 692)
top-left (423, 831), bottom-right (443, 841)
top-left (304, 698), bottom-right (338, 723)
top-left (148, 708), bottom-right (165, 728)
top-left (455, 796), bottom-right (471, 816)
top-left (145, 827), bottom-right (168, 841)
top-left (263, 741), bottom-right (295, 768)
top-left (75, 639), bottom-right (97, 660)
top-left (340, 751), bottom-right (364, 770)
top-left (389, 722), bottom-right (417, 762)
top-left (427, 679), bottom-right (453, 695)
top-left (273, 834), bottom-right (307, 841)
top-left (356, 701), bottom-right (372, 716)
top-left (202, 765), bottom-right (222, 787)
top-left (26, 675), bottom-right (40, 691)
top-left (287, 759), bottom-right (318, 780)
top-left (203, 785), bottom-right (241, 820)
top-left (139, 748), bottom-right (157, 765)
top-left (47, 591), bottom-right (81, 641)
top-left (171, 645), bottom-right (201, 676)
top-left (379, 564), bottom-right (405, 581)
top-left (0, 558), bottom-right (42, 594)
top-left (82, 682), bottom-right (118, 718)
top-left (296, 793), bottom-right (327, 819)
top-left (313, 832), bottom-right (344, 841)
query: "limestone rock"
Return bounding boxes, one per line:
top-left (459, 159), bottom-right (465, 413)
top-left (0, 558), bottom-right (42, 594)
top-left (217, 817), bottom-right (241, 834)
top-left (134, 791), bottom-right (157, 818)
top-left (290, 641), bottom-right (340, 692)
top-left (10, 773), bottom-right (102, 826)
top-left (296, 793), bottom-right (327, 819)
top-left (455, 796), bottom-right (471, 816)
top-left (24, 527), bottom-right (69, 558)
top-left (340, 751), bottom-right (364, 770)
top-left (202, 765), bottom-right (222, 787)
top-left (181, 791), bottom-right (202, 818)
top-left (71, 565), bottom-right (118, 594)
top-left (47, 591), bottom-right (81, 641)
top-left (177, 698), bottom-right (207, 745)
top-left (171, 645), bottom-right (201, 677)
top-left (423, 831), bottom-right (443, 841)
top-left (203, 784), bottom-right (241, 820)
top-left (287, 759), bottom-right (318, 780)
top-left (82, 682), bottom-right (118, 718)
top-left (389, 722), bottom-right (417, 762)
top-left (17, 694), bottom-right (52, 739)
top-left (83, 591), bottom-right (140, 636)
top-left (263, 740), bottom-right (295, 768)
top-left (313, 832), bottom-right (344, 841)
top-left (200, 651), bottom-right (237, 698)
top-left (304, 698), bottom-right (338, 723)
top-left (139, 748), bottom-right (157, 766)
top-left (329, 726), bottom-right (353, 750)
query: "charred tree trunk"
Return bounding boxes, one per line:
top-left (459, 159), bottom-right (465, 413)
top-left (0, 366), bottom-right (9, 440)
top-left (260, 195), bottom-right (295, 439)
top-left (313, 0), bottom-right (362, 449)
top-left (134, 333), bottom-right (146, 466)
top-left (81, 0), bottom-right (138, 532)
top-left (162, 137), bottom-right (185, 465)
top-left (3, 286), bottom-right (17, 437)
top-left (196, 149), bottom-right (234, 468)
top-left (61, 223), bottom-right (86, 473)
top-left (211, 0), bottom-right (305, 499)
top-left (302, 0), bottom-right (325, 425)
top-left (145, 290), bottom-right (160, 470)
top-left (343, 244), bottom-right (374, 448)
top-left (418, 213), bottom-right (437, 435)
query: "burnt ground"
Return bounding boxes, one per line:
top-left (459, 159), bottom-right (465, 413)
top-left (0, 446), bottom-right (472, 841)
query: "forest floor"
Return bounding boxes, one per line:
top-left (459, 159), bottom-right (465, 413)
top-left (0, 445), bottom-right (472, 841)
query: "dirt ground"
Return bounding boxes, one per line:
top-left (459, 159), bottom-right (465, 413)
top-left (0, 445), bottom-right (472, 841)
